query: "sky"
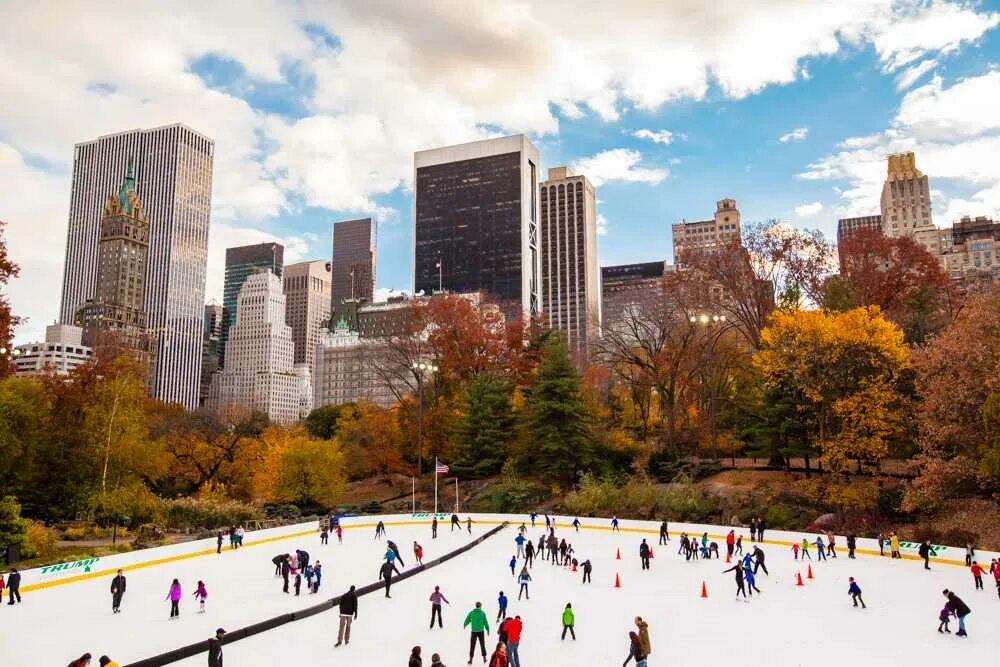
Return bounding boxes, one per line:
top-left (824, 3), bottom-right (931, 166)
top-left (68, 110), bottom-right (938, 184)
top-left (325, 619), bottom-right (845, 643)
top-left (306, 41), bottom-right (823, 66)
top-left (2, 0), bottom-right (999, 344)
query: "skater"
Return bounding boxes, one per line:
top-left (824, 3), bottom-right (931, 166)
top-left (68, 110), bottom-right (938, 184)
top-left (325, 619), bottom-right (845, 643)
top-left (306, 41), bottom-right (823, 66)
top-left (467, 517), bottom-right (473, 534)
top-left (848, 577), bottom-right (866, 608)
top-left (635, 617), bottom-right (651, 658)
top-left (515, 533), bottom-right (526, 558)
top-left (272, 553), bottom-right (286, 576)
top-left (847, 534), bottom-right (857, 559)
top-left (208, 628), bottom-right (225, 667)
top-left (992, 559), bottom-right (1000, 600)
top-left (294, 567), bottom-right (302, 596)
top-left (639, 539), bottom-right (651, 570)
top-left (320, 526), bottom-right (329, 545)
top-left (970, 562), bottom-right (984, 590)
top-left (463, 601), bottom-right (490, 664)
top-left (193, 580), bottom-right (208, 613)
top-left (451, 513), bottom-right (460, 532)
top-left (98, 656), bottom-right (119, 667)
top-left (487, 641), bottom-right (507, 667)
top-left (582, 559), bottom-right (592, 584)
top-left (965, 543), bottom-right (975, 567)
top-left (497, 590), bottom-right (508, 621)
top-left (379, 560), bottom-right (396, 598)
top-left (658, 521), bottom-right (669, 545)
top-left (375, 520), bottom-right (386, 539)
top-left (757, 518), bottom-right (767, 542)
top-left (735, 534), bottom-right (743, 556)
top-left (792, 542), bottom-right (800, 560)
top-left (800, 538), bottom-right (811, 560)
top-left (335, 585), bottom-right (358, 647)
top-left (558, 538), bottom-right (568, 566)
top-left (281, 556), bottom-right (291, 593)
top-left (826, 531), bottom-right (837, 558)
top-left (505, 615), bottom-right (523, 667)
top-left (943, 589), bottom-right (970, 637)
top-left (561, 603), bottom-right (576, 640)
top-left (509, 555), bottom-right (517, 577)
top-left (744, 566), bottom-right (761, 595)
top-left (938, 602), bottom-right (953, 633)
top-left (6, 568), bottom-right (20, 604)
top-left (572, 517), bottom-right (581, 532)
top-left (336, 524), bottom-right (343, 544)
top-left (68, 654), bottom-right (92, 667)
top-left (431, 655), bottom-right (445, 667)
top-left (517, 566), bottom-right (531, 600)
top-left (166, 578), bottom-right (182, 619)
top-left (530, 511), bottom-right (538, 527)
top-left (296, 548), bottom-right (310, 570)
top-left (726, 530), bottom-right (735, 559)
top-left (701, 532), bottom-right (709, 555)
top-left (752, 545), bottom-right (768, 575)
top-left (304, 563), bottom-right (314, 592)
top-left (216, 531), bottom-right (223, 554)
top-left (414, 541), bottom-right (424, 566)
top-left (723, 562), bottom-right (747, 598)
top-left (110, 569), bottom-right (126, 613)
top-left (611, 514), bottom-right (620, 532)
top-left (430, 585), bottom-right (450, 628)
top-left (889, 532), bottom-right (901, 559)
top-left (235, 525), bottom-right (245, 548)
top-left (919, 541), bottom-right (931, 570)
top-left (524, 539), bottom-right (535, 568)
top-left (313, 561), bottom-right (323, 593)
top-left (749, 517), bottom-right (758, 542)
top-left (815, 535), bottom-right (827, 561)
top-left (409, 646), bottom-right (423, 667)
top-left (876, 532), bottom-right (886, 557)
top-left (623, 631), bottom-right (646, 667)
top-left (388, 539), bottom-right (406, 567)
top-left (432, 516), bottom-right (438, 539)
top-left (708, 542), bottom-right (720, 559)
top-left (384, 546), bottom-right (402, 575)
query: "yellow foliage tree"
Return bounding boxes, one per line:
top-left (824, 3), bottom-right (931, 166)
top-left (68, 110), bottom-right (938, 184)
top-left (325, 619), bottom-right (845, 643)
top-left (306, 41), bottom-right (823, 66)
top-left (255, 425), bottom-right (346, 508)
top-left (753, 306), bottom-right (909, 472)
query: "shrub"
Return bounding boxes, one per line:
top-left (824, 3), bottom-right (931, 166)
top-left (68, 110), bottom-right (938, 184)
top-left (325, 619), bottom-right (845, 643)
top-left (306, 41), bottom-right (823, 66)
top-left (0, 495), bottom-right (27, 551)
top-left (488, 466), bottom-right (546, 513)
top-left (562, 473), bottom-right (721, 522)
top-left (764, 504), bottom-right (795, 530)
top-left (160, 497), bottom-right (261, 530)
top-left (24, 520), bottom-right (58, 559)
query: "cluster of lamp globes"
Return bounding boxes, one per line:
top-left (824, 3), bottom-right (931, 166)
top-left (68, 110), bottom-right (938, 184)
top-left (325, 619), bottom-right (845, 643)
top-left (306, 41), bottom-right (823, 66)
top-left (411, 362), bottom-right (438, 373)
top-left (0, 347), bottom-right (22, 358)
top-left (689, 314), bottom-right (726, 324)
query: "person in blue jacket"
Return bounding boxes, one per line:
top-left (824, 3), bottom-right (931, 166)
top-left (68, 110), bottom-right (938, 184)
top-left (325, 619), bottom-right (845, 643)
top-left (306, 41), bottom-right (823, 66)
top-left (530, 512), bottom-right (538, 527)
top-left (611, 515), bottom-right (620, 532)
top-left (848, 577), bottom-right (865, 608)
top-left (497, 590), bottom-right (508, 621)
top-left (744, 565), bottom-right (761, 595)
top-left (509, 555), bottom-right (517, 576)
top-left (572, 517), bottom-right (581, 532)
top-left (384, 548), bottom-right (401, 575)
top-left (815, 536), bottom-right (827, 562)
top-left (515, 533), bottom-right (526, 558)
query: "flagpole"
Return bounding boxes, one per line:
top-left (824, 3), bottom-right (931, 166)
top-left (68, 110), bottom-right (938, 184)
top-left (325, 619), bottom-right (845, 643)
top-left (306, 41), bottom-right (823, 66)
top-left (434, 457), bottom-right (439, 515)
top-left (411, 476), bottom-right (415, 514)
top-left (454, 477), bottom-right (458, 511)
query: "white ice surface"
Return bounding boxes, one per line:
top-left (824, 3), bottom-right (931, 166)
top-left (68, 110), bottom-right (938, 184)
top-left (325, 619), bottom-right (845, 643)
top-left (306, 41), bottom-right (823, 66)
top-left (4, 515), bottom-right (998, 667)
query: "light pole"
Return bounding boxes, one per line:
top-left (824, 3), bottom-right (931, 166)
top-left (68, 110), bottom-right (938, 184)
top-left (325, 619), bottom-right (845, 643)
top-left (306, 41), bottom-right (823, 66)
top-left (411, 361), bottom-right (438, 478)
top-left (689, 313), bottom-right (727, 461)
top-left (0, 346), bottom-right (22, 375)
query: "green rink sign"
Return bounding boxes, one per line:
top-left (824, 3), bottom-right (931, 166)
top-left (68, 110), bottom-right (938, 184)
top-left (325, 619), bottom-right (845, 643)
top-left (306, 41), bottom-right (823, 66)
top-left (39, 557), bottom-right (100, 577)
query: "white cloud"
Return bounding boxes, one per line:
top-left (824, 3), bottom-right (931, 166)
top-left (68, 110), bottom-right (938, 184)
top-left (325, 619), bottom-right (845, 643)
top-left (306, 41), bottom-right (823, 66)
top-left (895, 58), bottom-right (938, 90)
top-left (839, 133), bottom-right (883, 149)
top-left (633, 129), bottom-right (675, 144)
top-left (794, 202), bottom-right (824, 217)
top-left (596, 213), bottom-right (609, 236)
top-left (896, 71), bottom-right (1000, 140)
top-left (779, 127), bottom-right (809, 143)
top-left (571, 149), bottom-right (668, 187)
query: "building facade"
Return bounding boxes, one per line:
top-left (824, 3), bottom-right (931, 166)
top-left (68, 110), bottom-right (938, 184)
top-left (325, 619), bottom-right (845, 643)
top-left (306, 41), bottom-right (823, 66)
top-left (14, 325), bottom-right (93, 376)
top-left (944, 215), bottom-right (1000, 290)
top-left (207, 272), bottom-right (298, 423)
top-left (199, 303), bottom-right (223, 407)
top-left (73, 164), bottom-right (150, 354)
top-left (221, 242), bottom-right (284, 368)
top-left (671, 198), bottom-right (741, 265)
top-left (331, 218), bottom-right (376, 308)
top-left (312, 318), bottom-right (401, 408)
top-left (414, 134), bottom-right (541, 317)
top-left (59, 124), bottom-right (214, 408)
top-left (283, 260), bottom-right (331, 368)
top-left (600, 261), bottom-right (672, 329)
top-left (836, 215), bottom-right (882, 244)
top-left (881, 152), bottom-right (933, 239)
top-left (539, 166), bottom-right (600, 355)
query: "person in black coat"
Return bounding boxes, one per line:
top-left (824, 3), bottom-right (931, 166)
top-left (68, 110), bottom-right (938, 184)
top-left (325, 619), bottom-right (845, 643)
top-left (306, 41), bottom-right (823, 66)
top-left (216, 532), bottom-right (223, 554)
top-left (208, 628), bottom-right (225, 667)
top-left (846, 534), bottom-right (857, 559)
top-left (919, 541), bottom-right (931, 570)
top-left (582, 559), bottom-right (592, 584)
top-left (335, 585), bottom-right (358, 647)
top-left (6, 568), bottom-right (21, 604)
top-left (110, 569), bottom-right (127, 613)
top-left (280, 557), bottom-right (291, 593)
top-left (723, 564), bottom-right (746, 598)
top-left (639, 539), bottom-right (651, 570)
top-left (408, 646), bottom-right (422, 667)
top-left (943, 589), bottom-right (971, 637)
top-left (272, 554), bottom-right (286, 576)
top-left (752, 546), bottom-right (768, 575)
top-left (379, 561), bottom-right (396, 598)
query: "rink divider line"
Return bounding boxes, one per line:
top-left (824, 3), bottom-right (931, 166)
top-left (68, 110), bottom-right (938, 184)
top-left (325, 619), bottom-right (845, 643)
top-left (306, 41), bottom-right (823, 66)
top-left (122, 521), bottom-right (509, 667)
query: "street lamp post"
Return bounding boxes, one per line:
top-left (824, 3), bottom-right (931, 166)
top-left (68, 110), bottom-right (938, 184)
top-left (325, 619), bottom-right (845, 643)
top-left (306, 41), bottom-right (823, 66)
top-left (690, 313), bottom-right (727, 461)
top-left (411, 361), bottom-right (438, 478)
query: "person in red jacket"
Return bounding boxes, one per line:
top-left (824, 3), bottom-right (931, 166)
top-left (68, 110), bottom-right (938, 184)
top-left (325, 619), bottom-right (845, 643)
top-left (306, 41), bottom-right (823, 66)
top-left (990, 559), bottom-right (1000, 600)
top-left (725, 530), bottom-right (735, 559)
top-left (487, 641), bottom-right (507, 667)
top-left (505, 615), bottom-right (523, 667)
top-left (970, 562), bottom-right (985, 590)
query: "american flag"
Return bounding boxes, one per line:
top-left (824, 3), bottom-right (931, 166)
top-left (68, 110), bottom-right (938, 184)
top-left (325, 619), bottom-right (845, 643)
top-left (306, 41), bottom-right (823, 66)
top-left (435, 461), bottom-right (450, 474)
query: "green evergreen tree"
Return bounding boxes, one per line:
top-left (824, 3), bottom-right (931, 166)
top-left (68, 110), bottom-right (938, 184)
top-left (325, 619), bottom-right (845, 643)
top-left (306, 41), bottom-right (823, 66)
top-left (525, 334), bottom-right (593, 485)
top-left (453, 373), bottom-right (514, 477)
top-left (0, 495), bottom-right (27, 551)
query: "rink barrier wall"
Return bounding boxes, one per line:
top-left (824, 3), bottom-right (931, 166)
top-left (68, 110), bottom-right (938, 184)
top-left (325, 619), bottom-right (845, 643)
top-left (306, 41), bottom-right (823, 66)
top-left (121, 521), bottom-right (509, 667)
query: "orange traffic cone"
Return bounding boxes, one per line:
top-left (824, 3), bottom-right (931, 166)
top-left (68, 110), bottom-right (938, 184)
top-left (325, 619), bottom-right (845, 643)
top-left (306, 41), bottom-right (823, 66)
top-left (649, 547), bottom-right (655, 559)
top-left (572, 561), bottom-right (577, 572)
top-left (796, 572), bottom-right (804, 586)
top-left (614, 573), bottom-right (622, 588)
top-left (616, 548), bottom-right (621, 560)
top-left (700, 581), bottom-right (708, 598)
top-left (726, 552), bottom-right (731, 564)
top-left (807, 564), bottom-right (814, 579)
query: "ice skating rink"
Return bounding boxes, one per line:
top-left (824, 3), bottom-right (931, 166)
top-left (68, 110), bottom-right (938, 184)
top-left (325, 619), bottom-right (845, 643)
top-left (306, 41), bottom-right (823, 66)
top-left (4, 514), bottom-right (998, 666)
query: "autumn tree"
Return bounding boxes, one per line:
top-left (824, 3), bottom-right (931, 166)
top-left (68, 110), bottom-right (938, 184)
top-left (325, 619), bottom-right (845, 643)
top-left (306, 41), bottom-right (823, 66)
top-left (254, 425), bottom-right (346, 508)
top-left (679, 220), bottom-right (833, 349)
top-left (452, 373), bottom-right (515, 476)
top-left (905, 289), bottom-right (1000, 510)
top-left (0, 222), bottom-right (21, 379)
top-left (825, 227), bottom-right (954, 343)
top-left (753, 306), bottom-right (909, 472)
top-left (305, 403), bottom-right (355, 439)
top-left (335, 401), bottom-right (408, 479)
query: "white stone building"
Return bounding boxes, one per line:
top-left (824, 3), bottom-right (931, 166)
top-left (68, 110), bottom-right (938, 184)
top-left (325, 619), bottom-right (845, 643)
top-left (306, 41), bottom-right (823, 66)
top-left (14, 324), bottom-right (93, 376)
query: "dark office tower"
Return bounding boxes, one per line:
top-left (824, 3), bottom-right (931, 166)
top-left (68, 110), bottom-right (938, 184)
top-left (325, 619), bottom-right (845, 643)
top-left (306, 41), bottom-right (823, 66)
top-left (200, 303), bottom-right (223, 406)
top-left (600, 261), bottom-right (672, 330)
top-left (414, 134), bottom-right (541, 317)
top-left (331, 218), bottom-right (376, 308)
top-left (74, 163), bottom-right (150, 354)
top-left (59, 124), bottom-right (214, 408)
top-left (539, 166), bottom-right (599, 356)
top-left (221, 242), bottom-right (284, 368)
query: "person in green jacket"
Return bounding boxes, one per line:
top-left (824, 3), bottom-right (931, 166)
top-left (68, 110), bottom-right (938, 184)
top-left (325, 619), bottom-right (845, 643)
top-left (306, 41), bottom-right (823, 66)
top-left (561, 602), bottom-right (576, 640)
top-left (464, 601), bottom-right (490, 664)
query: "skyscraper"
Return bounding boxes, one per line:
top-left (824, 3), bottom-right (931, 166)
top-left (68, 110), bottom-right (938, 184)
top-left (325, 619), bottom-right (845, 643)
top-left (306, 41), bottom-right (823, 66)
top-left (221, 242), bottom-right (283, 368)
top-left (880, 152), bottom-right (933, 238)
top-left (207, 271), bottom-right (298, 423)
top-left (200, 303), bottom-right (223, 407)
top-left (539, 166), bottom-right (599, 355)
top-left (414, 134), bottom-right (541, 317)
top-left (671, 199), bottom-right (741, 265)
top-left (331, 218), bottom-right (376, 308)
top-left (59, 124), bottom-right (214, 408)
top-left (73, 163), bottom-right (150, 354)
top-left (600, 261), bottom-right (672, 329)
top-left (283, 259), bottom-right (331, 368)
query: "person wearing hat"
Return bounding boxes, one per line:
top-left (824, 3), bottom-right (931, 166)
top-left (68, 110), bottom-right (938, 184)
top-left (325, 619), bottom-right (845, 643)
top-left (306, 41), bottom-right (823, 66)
top-left (208, 628), bottom-right (226, 667)
top-left (98, 657), bottom-right (120, 667)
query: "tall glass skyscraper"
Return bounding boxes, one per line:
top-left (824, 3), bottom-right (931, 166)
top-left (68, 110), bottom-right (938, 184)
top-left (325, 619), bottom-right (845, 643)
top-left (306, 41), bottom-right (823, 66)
top-left (331, 218), bottom-right (376, 308)
top-left (59, 124), bottom-right (214, 408)
top-left (221, 242), bottom-right (284, 368)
